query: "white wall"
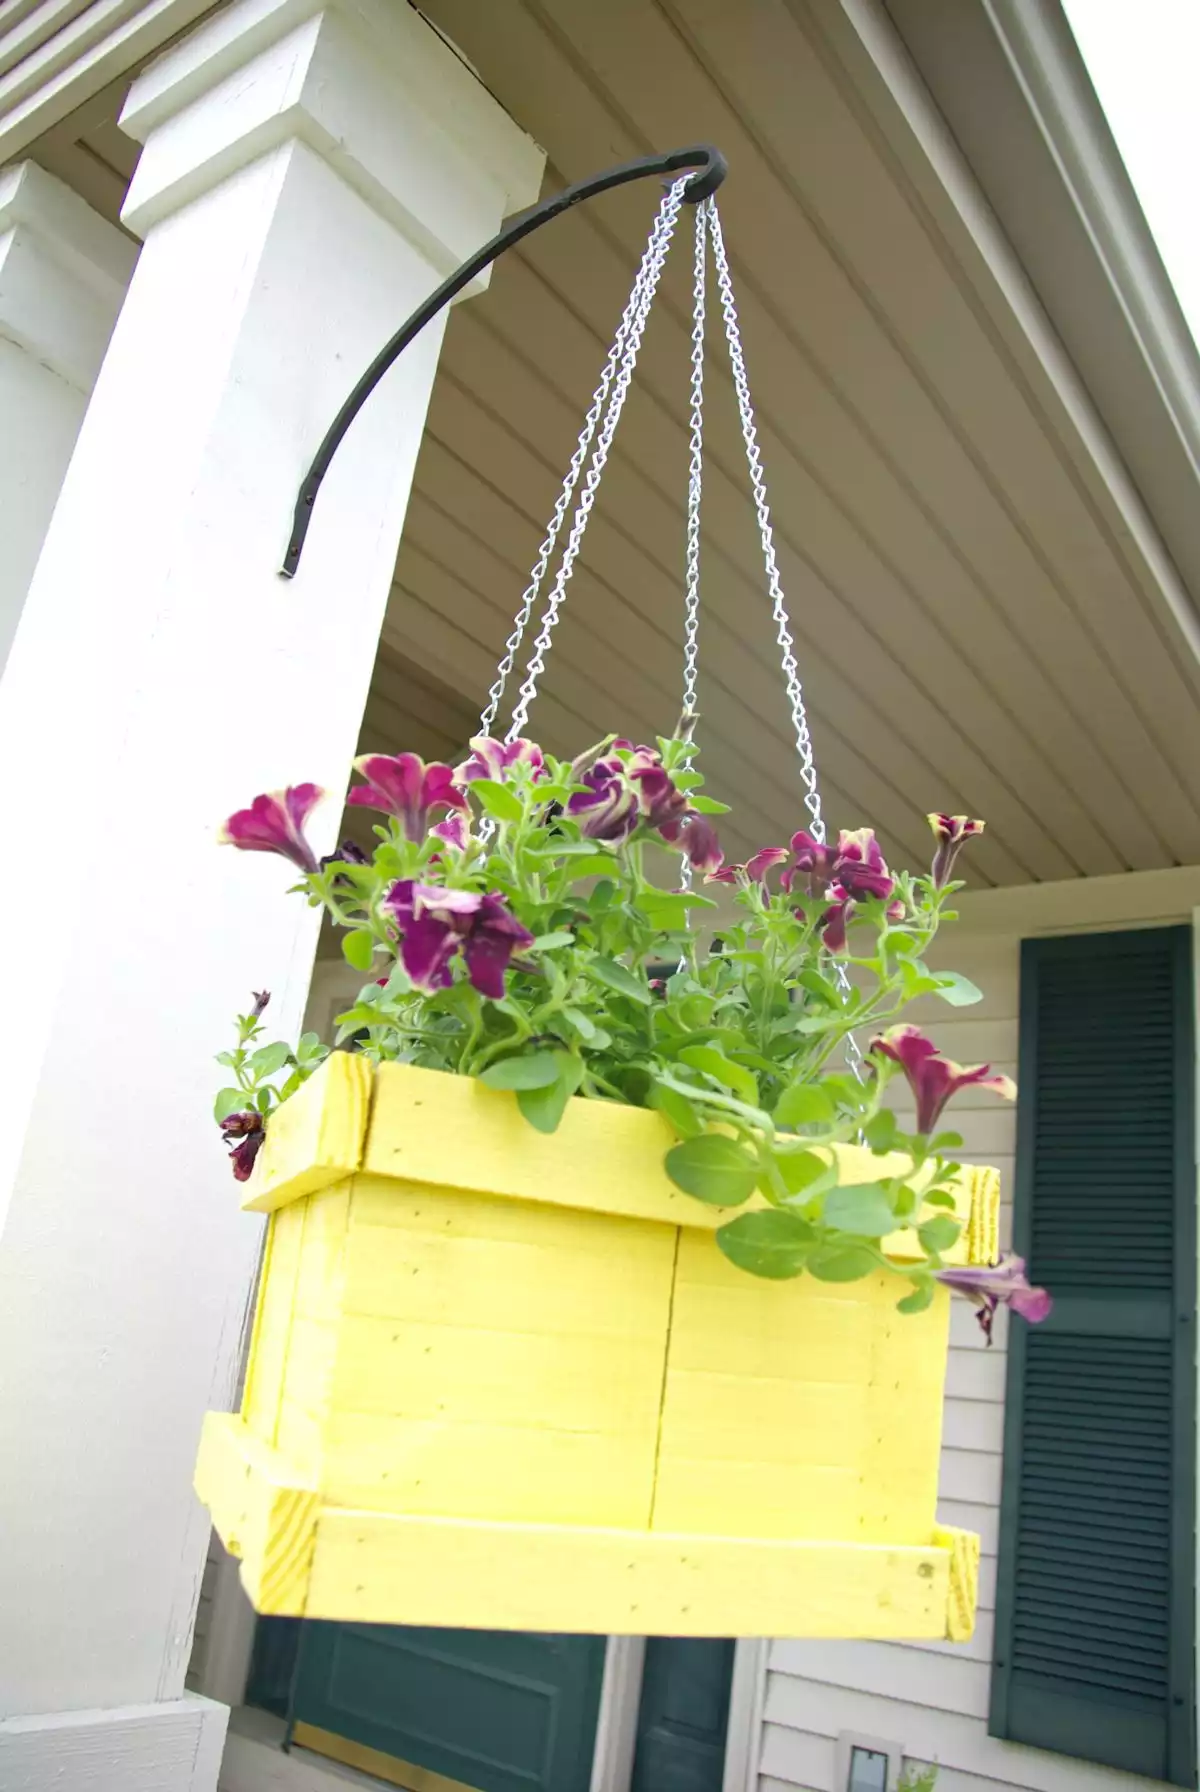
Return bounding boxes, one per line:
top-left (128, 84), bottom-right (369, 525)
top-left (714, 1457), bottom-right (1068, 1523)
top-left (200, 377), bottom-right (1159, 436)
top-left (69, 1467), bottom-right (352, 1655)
top-left (759, 867), bottom-right (1200, 1792)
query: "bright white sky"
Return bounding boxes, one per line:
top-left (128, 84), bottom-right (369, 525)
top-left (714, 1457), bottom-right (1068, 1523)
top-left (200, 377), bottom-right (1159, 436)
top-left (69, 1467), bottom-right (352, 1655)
top-left (1062, 0), bottom-right (1200, 348)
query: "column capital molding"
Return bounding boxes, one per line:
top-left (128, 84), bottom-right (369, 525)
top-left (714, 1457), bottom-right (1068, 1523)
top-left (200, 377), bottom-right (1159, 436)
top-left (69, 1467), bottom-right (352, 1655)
top-left (0, 161), bottom-right (135, 390)
top-left (120, 0), bottom-right (544, 278)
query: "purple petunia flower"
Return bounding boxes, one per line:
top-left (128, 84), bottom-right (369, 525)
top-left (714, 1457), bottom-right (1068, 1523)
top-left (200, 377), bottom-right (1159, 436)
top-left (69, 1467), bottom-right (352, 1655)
top-left (348, 753), bottom-right (468, 842)
top-left (936, 1255), bottom-right (1053, 1345)
top-left (786, 827), bottom-right (895, 902)
top-left (431, 811), bottom-right (471, 852)
top-left (871, 1025), bottom-right (1016, 1135)
top-left (384, 880), bottom-right (534, 999)
top-left (707, 846), bottom-right (790, 885)
top-left (928, 813), bottom-right (986, 889)
top-left (568, 760), bottom-right (640, 843)
top-left (455, 736), bottom-right (546, 785)
top-left (661, 811), bottom-right (724, 875)
top-left (220, 785), bottom-right (325, 873)
top-left (220, 1110), bottom-right (265, 1182)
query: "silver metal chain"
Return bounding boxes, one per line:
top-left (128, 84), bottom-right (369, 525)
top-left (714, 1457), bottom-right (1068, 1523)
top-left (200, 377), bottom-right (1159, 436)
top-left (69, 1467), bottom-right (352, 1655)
top-left (682, 199), bottom-right (707, 725)
top-left (705, 203), bottom-right (824, 845)
top-left (504, 178), bottom-right (689, 743)
top-left (706, 202), bottom-right (862, 1074)
top-left (677, 199), bottom-right (708, 905)
top-left (477, 183), bottom-right (685, 740)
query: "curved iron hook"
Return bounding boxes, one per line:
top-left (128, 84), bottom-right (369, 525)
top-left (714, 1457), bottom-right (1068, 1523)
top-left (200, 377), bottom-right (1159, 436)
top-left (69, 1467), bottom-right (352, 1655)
top-left (281, 143), bottom-right (728, 576)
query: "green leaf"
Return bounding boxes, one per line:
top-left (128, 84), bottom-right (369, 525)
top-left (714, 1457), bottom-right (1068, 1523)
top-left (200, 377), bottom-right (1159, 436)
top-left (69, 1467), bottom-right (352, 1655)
top-left (774, 1082), bottom-right (835, 1128)
top-left (469, 777), bottom-right (523, 823)
top-left (806, 1242), bottom-right (880, 1282)
top-left (516, 1053), bottom-right (584, 1134)
top-left (821, 1182), bottom-right (897, 1237)
top-left (637, 893), bottom-right (694, 931)
top-left (665, 1134), bottom-right (759, 1207)
top-left (586, 957), bottom-right (652, 1004)
top-left (342, 928), bottom-right (376, 973)
top-left (566, 857), bottom-right (626, 883)
top-left (772, 1149), bottom-right (836, 1200)
top-left (796, 968), bottom-right (839, 1006)
top-left (562, 1006), bottom-right (599, 1041)
top-left (686, 794), bottom-right (731, 814)
top-left (215, 1050), bottom-right (240, 1069)
top-left (678, 1044), bottom-right (758, 1105)
top-left (248, 1040), bottom-right (292, 1077)
top-left (716, 1210), bottom-right (816, 1279)
top-left (479, 1051), bottom-right (564, 1092)
top-left (650, 1082), bottom-right (704, 1139)
top-left (531, 931), bottom-right (575, 950)
top-left (531, 837), bottom-right (612, 858)
top-left (923, 1189), bottom-right (958, 1211)
top-left (918, 1215), bottom-right (963, 1254)
top-left (897, 1280), bottom-right (936, 1315)
top-left (930, 1130), bottom-right (964, 1152)
top-left (932, 970), bottom-right (983, 1008)
top-left (213, 1086), bottom-right (248, 1123)
top-left (863, 1109), bottom-right (898, 1153)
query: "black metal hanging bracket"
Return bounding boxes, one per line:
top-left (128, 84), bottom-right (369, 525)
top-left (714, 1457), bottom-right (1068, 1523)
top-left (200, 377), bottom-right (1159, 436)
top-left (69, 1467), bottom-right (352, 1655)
top-left (281, 143), bottom-right (728, 577)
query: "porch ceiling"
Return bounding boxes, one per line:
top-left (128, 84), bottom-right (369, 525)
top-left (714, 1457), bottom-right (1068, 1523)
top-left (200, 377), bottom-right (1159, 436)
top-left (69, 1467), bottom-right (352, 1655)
top-left (378, 0), bottom-right (1200, 888)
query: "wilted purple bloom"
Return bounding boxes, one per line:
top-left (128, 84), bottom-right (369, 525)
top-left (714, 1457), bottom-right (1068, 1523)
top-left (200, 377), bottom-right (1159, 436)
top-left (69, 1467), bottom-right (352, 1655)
top-left (871, 1024), bottom-right (1016, 1135)
top-left (320, 839), bottom-right (369, 872)
top-left (936, 1255), bottom-right (1053, 1345)
top-left (220, 785), bottom-right (325, 873)
top-left (662, 811), bottom-right (723, 874)
top-left (250, 990), bottom-right (270, 1020)
top-left (456, 736), bottom-right (546, 785)
top-left (928, 813), bottom-right (986, 889)
top-left (707, 846), bottom-right (789, 885)
top-left (220, 1110), bottom-right (265, 1182)
top-left (384, 880), bottom-right (534, 999)
top-left (348, 753), bottom-right (468, 842)
top-left (568, 760), bottom-right (639, 842)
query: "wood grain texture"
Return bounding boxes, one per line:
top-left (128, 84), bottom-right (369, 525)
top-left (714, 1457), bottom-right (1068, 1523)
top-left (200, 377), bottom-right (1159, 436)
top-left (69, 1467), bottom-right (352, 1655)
top-left (304, 1509), bottom-right (964, 1637)
top-left (241, 1051), bottom-right (371, 1215)
top-left (197, 1058), bottom-right (994, 1634)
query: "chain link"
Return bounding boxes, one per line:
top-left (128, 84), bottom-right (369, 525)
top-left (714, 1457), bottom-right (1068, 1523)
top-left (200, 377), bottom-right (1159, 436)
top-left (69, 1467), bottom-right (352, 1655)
top-left (705, 201), bottom-right (862, 1075)
top-left (505, 179), bottom-right (689, 743)
top-left (476, 184), bottom-right (684, 740)
top-left (677, 198), bottom-right (709, 905)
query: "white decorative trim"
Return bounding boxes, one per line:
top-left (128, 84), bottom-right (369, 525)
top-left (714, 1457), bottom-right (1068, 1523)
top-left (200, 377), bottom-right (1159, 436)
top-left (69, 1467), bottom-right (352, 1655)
top-left (591, 1636), bottom-right (646, 1792)
top-left (0, 1694), bottom-right (228, 1792)
top-left (723, 1637), bottom-right (769, 1792)
top-left (833, 1729), bottom-right (904, 1790)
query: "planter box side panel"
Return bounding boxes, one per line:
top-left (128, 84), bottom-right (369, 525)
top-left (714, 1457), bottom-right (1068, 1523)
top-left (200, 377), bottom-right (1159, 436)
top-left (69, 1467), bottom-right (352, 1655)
top-left (242, 1181), bottom-right (351, 1480)
top-left (321, 1171), bottom-right (677, 1527)
top-left (654, 1242), bottom-right (950, 1544)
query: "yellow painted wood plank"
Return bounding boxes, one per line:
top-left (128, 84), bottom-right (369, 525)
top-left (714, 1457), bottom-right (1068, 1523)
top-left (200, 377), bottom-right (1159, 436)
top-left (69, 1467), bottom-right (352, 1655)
top-left (293, 1181), bottom-right (352, 1321)
top-left (321, 1410), bottom-right (658, 1528)
top-left (241, 1051), bottom-right (372, 1214)
top-left (332, 1314), bottom-right (665, 1431)
top-left (194, 1413), bottom-right (318, 1617)
top-left (651, 1457), bottom-right (872, 1541)
top-left (350, 1172), bottom-right (672, 1262)
top-left (241, 1203), bottom-right (306, 1447)
top-left (342, 1217), bottom-right (675, 1338)
top-left (294, 1726), bottom-right (481, 1792)
top-left (304, 1509), bottom-right (969, 1638)
top-left (360, 1063), bottom-right (988, 1259)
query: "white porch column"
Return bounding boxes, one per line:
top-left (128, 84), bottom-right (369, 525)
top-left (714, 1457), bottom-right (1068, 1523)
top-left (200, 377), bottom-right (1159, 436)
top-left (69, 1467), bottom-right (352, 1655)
top-left (0, 0), bottom-right (542, 1782)
top-left (0, 161), bottom-right (135, 676)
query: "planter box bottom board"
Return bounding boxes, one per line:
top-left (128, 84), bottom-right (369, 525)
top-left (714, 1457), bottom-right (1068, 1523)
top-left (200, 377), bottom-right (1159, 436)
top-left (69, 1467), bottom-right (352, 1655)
top-left (198, 1413), bottom-right (978, 1640)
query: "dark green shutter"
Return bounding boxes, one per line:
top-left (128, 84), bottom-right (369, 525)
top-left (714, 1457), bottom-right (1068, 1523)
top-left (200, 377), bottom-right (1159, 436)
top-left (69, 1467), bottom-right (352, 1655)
top-left (289, 1622), bottom-right (605, 1792)
top-left (991, 927), bottom-right (1196, 1785)
top-left (630, 1638), bottom-right (734, 1792)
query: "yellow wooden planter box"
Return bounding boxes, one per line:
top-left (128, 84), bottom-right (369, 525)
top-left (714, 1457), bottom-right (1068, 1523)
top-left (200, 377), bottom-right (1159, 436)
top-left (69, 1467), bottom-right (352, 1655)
top-left (197, 1053), bottom-right (993, 1639)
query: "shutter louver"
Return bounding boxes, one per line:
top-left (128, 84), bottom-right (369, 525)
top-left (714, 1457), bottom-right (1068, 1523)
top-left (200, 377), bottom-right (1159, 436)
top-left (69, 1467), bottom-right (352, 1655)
top-left (990, 928), bottom-right (1196, 1785)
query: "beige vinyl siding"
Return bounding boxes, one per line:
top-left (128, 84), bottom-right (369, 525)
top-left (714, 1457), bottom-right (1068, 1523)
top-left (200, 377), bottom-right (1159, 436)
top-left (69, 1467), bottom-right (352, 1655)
top-left (0, 0), bottom-right (215, 164)
top-left (759, 868), bottom-right (1200, 1792)
top-left (185, 1530), bottom-right (222, 1694)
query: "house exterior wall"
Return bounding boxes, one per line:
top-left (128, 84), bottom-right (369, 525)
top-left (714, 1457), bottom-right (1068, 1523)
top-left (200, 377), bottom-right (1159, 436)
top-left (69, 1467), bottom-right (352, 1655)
top-left (759, 867), bottom-right (1200, 1792)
